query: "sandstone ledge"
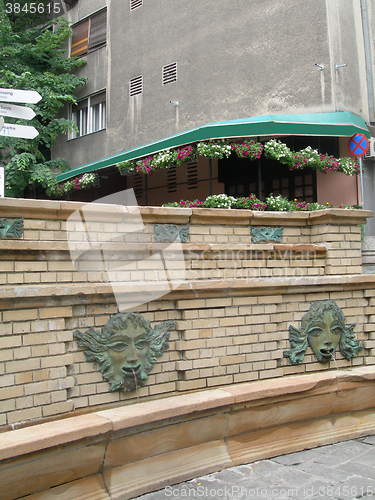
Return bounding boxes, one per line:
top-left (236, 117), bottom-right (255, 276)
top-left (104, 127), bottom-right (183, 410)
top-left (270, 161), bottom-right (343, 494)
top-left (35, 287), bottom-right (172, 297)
top-left (1, 367), bottom-right (375, 499)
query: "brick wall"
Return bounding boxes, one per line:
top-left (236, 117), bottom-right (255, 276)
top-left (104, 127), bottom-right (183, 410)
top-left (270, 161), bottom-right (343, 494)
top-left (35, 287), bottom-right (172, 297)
top-left (0, 198), bottom-right (373, 429)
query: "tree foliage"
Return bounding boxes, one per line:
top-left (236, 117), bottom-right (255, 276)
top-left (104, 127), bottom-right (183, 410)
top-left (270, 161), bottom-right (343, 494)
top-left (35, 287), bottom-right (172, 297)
top-left (0, 0), bottom-right (86, 197)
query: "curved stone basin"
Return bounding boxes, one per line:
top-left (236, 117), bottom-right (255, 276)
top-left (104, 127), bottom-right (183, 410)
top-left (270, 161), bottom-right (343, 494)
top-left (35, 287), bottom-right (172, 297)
top-left (1, 366), bottom-right (375, 500)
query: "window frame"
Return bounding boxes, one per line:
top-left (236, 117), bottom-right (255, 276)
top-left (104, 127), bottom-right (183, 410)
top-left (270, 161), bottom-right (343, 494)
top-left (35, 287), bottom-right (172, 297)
top-left (70, 91), bottom-right (107, 139)
top-left (71, 8), bottom-right (107, 58)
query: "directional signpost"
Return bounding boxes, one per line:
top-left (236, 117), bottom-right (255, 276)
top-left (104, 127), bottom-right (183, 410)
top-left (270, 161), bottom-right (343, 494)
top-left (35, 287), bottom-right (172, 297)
top-left (348, 133), bottom-right (369, 207)
top-left (0, 123), bottom-right (39, 139)
top-left (0, 88), bottom-right (42, 196)
top-left (0, 103), bottom-right (36, 120)
top-left (0, 88), bottom-right (42, 104)
top-left (0, 88), bottom-right (40, 140)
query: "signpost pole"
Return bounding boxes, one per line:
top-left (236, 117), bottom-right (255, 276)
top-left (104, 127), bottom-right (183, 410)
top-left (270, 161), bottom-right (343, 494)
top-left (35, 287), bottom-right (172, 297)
top-left (359, 156), bottom-right (365, 207)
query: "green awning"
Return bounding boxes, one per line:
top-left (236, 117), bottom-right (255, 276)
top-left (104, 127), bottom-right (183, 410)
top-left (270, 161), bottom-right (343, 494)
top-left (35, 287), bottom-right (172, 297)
top-left (57, 111), bottom-right (370, 181)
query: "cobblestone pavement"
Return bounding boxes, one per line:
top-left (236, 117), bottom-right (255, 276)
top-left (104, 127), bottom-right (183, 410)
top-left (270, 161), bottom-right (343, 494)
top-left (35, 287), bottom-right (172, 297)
top-left (132, 436), bottom-right (375, 500)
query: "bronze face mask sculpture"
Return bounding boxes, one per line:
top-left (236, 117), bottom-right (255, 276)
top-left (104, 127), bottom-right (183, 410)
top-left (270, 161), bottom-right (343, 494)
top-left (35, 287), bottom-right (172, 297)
top-left (74, 312), bottom-right (174, 391)
top-left (284, 300), bottom-right (362, 364)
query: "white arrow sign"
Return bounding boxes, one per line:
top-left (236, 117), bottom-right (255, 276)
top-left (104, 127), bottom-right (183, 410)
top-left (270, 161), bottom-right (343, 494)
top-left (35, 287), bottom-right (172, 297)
top-left (0, 103), bottom-right (36, 120)
top-left (0, 123), bottom-right (38, 139)
top-left (0, 88), bottom-right (42, 104)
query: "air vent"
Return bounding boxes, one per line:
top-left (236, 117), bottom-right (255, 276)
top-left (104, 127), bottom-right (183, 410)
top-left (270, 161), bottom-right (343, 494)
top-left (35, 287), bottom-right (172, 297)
top-left (130, 0), bottom-right (142, 10)
top-left (129, 76), bottom-right (143, 97)
top-left (167, 166), bottom-right (177, 193)
top-left (187, 162), bottom-right (198, 189)
top-left (162, 62), bottom-right (177, 85)
top-left (134, 174), bottom-right (143, 199)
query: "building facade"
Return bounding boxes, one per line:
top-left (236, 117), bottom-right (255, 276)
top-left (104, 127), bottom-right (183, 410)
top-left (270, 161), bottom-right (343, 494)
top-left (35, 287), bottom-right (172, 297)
top-left (53, 0), bottom-right (375, 230)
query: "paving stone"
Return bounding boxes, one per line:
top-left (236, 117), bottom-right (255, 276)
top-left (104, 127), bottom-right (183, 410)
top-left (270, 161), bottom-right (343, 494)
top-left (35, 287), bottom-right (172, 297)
top-left (236, 476), bottom-right (265, 489)
top-left (333, 475), bottom-right (375, 499)
top-left (310, 494), bottom-right (341, 500)
top-left (355, 448), bottom-right (375, 465)
top-left (314, 443), bottom-right (341, 454)
top-left (312, 451), bottom-right (355, 467)
top-left (301, 479), bottom-right (335, 499)
top-left (213, 468), bottom-right (246, 482)
top-left (250, 459), bottom-right (285, 476)
top-left (189, 477), bottom-right (229, 489)
top-left (360, 435), bottom-right (375, 445)
top-left (238, 471), bottom-right (286, 489)
top-left (190, 476), bottom-right (247, 499)
top-left (272, 449), bottom-right (322, 466)
top-left (294, 460), bottom-right (354, 483)
top-left (134, 490), bottom-right (171, 500)
top-left (336, 461), bottom-right (375, 480)
top-left (334, 440), bottom-right (372, 453)
top-left (235, 464), bottom-right (260, 476)
top-left (272, 466), bottom-right (313, 488)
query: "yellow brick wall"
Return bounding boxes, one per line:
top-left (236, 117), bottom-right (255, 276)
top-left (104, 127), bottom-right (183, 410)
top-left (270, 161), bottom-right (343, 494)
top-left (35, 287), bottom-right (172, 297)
top-left (0, 199), bottom-right (373, 428)
top-left (2, 284), bottom-right (373, 428)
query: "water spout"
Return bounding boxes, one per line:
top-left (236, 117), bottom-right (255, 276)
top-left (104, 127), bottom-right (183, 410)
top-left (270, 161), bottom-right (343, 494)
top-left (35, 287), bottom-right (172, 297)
top-left (330, 353), bottom-right (339, 370)
top-left (131, 369), bottom-right (139, 402)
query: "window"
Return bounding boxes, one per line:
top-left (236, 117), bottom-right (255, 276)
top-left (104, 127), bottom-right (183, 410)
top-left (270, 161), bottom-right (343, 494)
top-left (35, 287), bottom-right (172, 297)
top-left (162, 62), bottom-right (177, 85)
top-left (71, 9), bottom-right (106, 57)
top-left (71, 91), bottom-right (106, 138)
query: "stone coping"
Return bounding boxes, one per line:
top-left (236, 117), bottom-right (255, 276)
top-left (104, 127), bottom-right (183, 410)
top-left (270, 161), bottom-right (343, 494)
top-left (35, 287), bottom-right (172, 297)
top-left (0, 198), bottom-right (372, 225)
top-left (1, 366), bottom-right (374, 462)
top-left (1, 273), bottom-right (374, 300)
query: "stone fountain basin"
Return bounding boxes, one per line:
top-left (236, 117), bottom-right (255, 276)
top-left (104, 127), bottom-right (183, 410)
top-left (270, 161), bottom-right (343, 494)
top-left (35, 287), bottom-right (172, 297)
top-left (1, 366), bottom-right (375, 500)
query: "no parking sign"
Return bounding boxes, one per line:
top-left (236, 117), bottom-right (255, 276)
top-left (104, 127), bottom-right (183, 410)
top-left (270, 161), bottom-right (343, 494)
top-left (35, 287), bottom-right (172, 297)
top-left (348, 133), bottom-right (369, 157)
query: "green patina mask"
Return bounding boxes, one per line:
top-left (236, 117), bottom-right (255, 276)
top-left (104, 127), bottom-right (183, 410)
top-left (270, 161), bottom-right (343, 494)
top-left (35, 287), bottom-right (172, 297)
top-left (284, 300), bottom-right (362, 365)
top-left (0, 218), bottom-right (24, 239)
top-left (74, 312), bottom-right (174, 391)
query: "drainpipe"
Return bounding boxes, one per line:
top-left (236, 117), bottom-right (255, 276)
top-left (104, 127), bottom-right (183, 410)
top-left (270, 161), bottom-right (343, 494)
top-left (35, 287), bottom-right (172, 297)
top-left (360, 0), bottom-right (374, 209)
top-left (360, 0), bottom-right (375, 122)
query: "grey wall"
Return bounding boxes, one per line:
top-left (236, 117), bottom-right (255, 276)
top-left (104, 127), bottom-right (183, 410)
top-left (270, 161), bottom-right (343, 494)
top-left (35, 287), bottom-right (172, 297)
top-left (52, 0), bottom-right (370, 170)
